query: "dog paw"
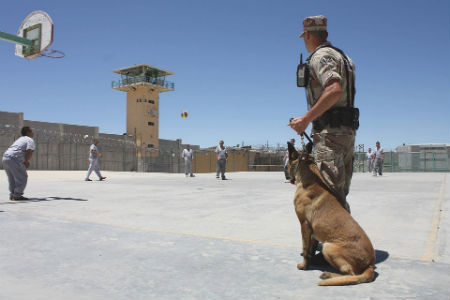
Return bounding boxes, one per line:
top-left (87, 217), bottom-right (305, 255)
top-left (320, 272), bottom-right (332, 279)
top-left (297, 262), bottom-right (308, 270)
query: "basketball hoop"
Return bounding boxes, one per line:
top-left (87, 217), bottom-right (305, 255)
top-left (39, 48), bottom-right (65, 58)
top-left (1, 10), bottom-right (64, 60)
top-left (14, 10), bottom-right (54, 60)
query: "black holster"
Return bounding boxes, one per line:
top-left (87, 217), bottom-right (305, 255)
top-left (312, 107), bottom-right (359, 131)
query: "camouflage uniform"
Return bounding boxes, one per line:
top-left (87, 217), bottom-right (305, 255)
top-left (301, 16), bottom-right (357, 209)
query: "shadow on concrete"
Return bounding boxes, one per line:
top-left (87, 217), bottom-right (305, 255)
top-left (375, 249), bottom-right (389, 264)
top-left (2, 196), bottom-right (88, 204)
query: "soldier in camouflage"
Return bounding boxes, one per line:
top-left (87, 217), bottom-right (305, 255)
top-left (289, 15), bottom-right (358, 212)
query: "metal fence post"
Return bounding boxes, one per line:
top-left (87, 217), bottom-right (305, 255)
top-left (46, 141), bottom-right (49, 170)
top-left (75, 142), bottom-right (78, 170)
top-left (391, 151), bottom-right (393, 172)
top-left (432, 152), bottom-right (435, 172)
top-left (122, 142), bottom-right (125, 171)
top-left (447, 153), bottom-right (450, 172)
top-left (424, 152), bottom-right (426, 172)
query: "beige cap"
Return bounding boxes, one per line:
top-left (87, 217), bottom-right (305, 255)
top-left (299, 15), bottom-right (327, 38)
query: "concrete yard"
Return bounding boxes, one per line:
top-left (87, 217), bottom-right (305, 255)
top-left (0, 171), bottom-right (449, 300)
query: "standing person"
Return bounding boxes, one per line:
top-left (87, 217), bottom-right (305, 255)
top-left (215, 140), bottom-right (228, 180)
top-left (2, 126), bottom-right (35, 200)
top-left (289, 15), bottom-right (359, 212)
top-left (373, 141), bottom-right (384, 176)
top-left (283, 138), bottom-right (297, 181)
top-left (182, 144), bottom-right (195, 177)
top-left (85, 139), bottom-right (106, 181)
top-left (366, 148), bottom-right (374, 173)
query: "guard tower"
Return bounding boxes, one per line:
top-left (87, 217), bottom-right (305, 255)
top-left (112, 64), bottom-right (174, 152)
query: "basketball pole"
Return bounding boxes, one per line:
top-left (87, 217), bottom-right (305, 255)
top-left (0, 30), bottom-right (33, 47)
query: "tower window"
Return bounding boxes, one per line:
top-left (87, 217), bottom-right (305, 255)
top-left (148, 122), bottom-right (154, 126)
top-left (147, 144), bottom-right (154, 148)
top-left (148, 100), bottom-right (155, 104)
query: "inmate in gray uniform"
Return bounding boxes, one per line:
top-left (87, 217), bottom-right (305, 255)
top-left (85, 142), bottom-right (104, 181)
top-left (215, 145), bottom-right (227, 180)
top-left (373, 145), bottom-right (384, 176)
top-left (2, 135), bottom-right (35, 199)
top-left (366, 149), bottom-right (373, 173)
top-left (182, 147), bottom-right (194, 177)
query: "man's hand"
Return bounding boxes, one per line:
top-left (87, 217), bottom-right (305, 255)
top-left (24, 161), bottom-right (30, 168)
top-left (288, 80), bottom-right (343, 135)
top-left (288, 117), bottom-right (310, 135)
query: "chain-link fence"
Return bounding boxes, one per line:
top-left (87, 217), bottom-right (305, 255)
top-left (2, 121), bottom-right (449, 173)
top-left (248, 148), bottom-right (450, 173)
top-left (353, 151), bottom-right (450, 172)
top-left (139, 148), bottom-right (182, 173)
top-left (248, 150), bottom-right (285, 171)
top-left (139, 148), bottom-right (286, 173)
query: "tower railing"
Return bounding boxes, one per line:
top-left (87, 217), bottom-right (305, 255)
top-left (112, 75), bottom-right (175, 90)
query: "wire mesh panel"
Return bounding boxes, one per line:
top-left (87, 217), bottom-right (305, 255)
top-left (140, 149), bottom-right (181, 173)
top-left (1, 117), bottom-right (449, 173)
top-left (352, 151), bottom-right (450, 173)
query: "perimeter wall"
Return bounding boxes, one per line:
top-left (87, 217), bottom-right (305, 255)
top-left (0, 111), bottom-right (284, 173)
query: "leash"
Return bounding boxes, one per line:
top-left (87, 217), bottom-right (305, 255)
top-left (289, 118), bottom-right (313, 151)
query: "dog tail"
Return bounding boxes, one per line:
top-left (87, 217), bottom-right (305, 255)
top-left (317, 265), bottom-right (375, 286)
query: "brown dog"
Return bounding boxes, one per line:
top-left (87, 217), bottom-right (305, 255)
top-left (288, 142), bottom-right (375, 286)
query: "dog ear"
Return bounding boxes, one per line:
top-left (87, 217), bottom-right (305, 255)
top-left (287, 142), bottom-right (299, 160)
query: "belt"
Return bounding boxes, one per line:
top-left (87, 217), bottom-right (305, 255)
top-left (312, 107), bottom-right (359, 131)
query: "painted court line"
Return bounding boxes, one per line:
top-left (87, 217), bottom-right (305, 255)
top-left (7, 210), bottom-right (427, 262)
top-left (3, 206), bottom-right (434, 261)
top-left (422, 173), bottom-right (446, 262)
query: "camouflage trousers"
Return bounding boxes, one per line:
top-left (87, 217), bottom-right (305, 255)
top-left (312, 132), bottom-right (355, 211)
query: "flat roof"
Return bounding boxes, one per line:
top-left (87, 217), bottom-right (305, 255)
top-left (112, 64), bottom-right (174, 76)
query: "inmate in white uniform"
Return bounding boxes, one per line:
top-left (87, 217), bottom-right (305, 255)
top-left (85, 144), bottom-right (102, 180)
top-left (2, 136), bottom-right (35, 198)
top-left (182, 148), bottom-right (194, 176)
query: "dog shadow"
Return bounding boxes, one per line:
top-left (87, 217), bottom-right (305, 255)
top-left (2, 196), bottom-right (88, 204)
top-left (302, 249), bottom-right (389, 281)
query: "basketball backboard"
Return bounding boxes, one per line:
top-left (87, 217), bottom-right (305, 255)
top-left (14, 10), bottom-right (54, 59)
